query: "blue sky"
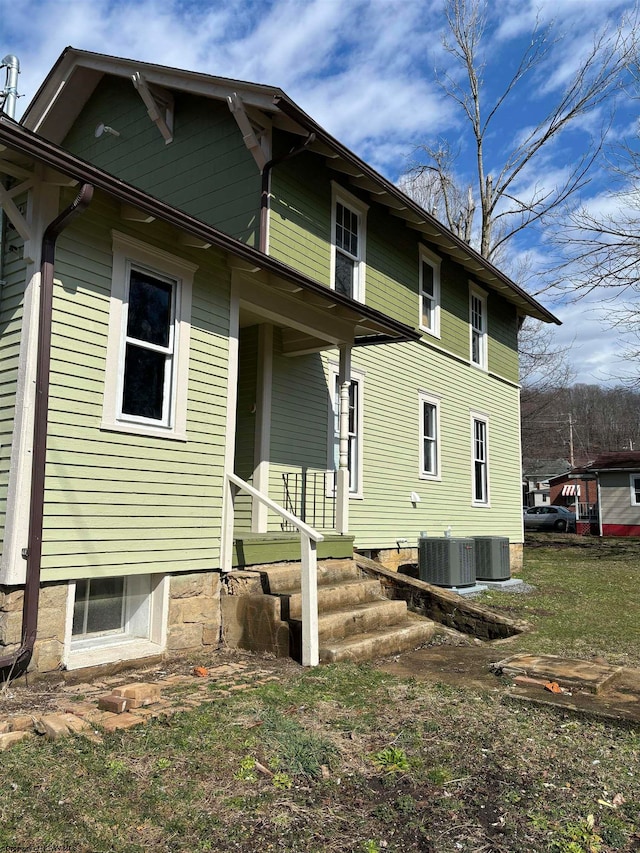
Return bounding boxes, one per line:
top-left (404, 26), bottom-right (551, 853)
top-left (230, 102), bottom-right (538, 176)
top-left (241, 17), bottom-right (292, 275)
top-left (1, 0), bottom-right (638, 385)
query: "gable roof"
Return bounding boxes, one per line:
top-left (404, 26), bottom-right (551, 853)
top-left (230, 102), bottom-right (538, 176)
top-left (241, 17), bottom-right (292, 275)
top-left (0, 113), bottom-right (419, 348)
top-left (21, 47), bottom-right (560, 327)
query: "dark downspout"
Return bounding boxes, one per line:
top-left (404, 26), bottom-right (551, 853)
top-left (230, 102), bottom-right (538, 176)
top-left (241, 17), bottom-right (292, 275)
top-left (0, 182), bottom-right (93, 683)
top-left (259, 133), bottom-right (315, 253)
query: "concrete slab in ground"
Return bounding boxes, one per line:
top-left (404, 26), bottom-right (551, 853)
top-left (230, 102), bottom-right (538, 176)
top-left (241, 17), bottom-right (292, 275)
top-left (377, 645), bottom-right (640, 725)
top-left (495, 653), bottom-right (624, 694)
top-left (481, 578), bottom-right (527, 591)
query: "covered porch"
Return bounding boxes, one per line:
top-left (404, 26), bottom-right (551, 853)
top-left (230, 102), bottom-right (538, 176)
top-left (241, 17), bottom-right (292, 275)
top-left (222, 258), bottom-right (418, 571)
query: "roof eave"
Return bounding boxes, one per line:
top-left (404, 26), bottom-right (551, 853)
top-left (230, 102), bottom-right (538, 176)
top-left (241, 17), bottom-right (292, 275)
top-left (0, 115), bottom-right (419, 347)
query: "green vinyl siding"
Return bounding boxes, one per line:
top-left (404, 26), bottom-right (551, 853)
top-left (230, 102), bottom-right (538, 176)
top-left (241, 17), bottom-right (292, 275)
top-left (262, 335), bottom-right (522, 546)
top-left (233, 325), bottom-right (259, 533)
top-left (269, 151), bottom-right (332, 285)
top-left (0, 229), bottom-right (27, 552)
top-left (62, 77), bottom-right (261, 245)
top-left (269, 145), bottom-right (519, 383)
top-left (344, 340), bottom-right (523, 548)
top-left (267, 334), bottom-right (331, 531)
top-left (40, 190), bottom-right (231, 581)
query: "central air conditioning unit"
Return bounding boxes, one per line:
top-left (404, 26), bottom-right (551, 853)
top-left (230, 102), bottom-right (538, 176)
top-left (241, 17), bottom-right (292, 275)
top-left (418, 537), bottom-right (475, 587)
top-left (474, 536), bottom-right (510, 581)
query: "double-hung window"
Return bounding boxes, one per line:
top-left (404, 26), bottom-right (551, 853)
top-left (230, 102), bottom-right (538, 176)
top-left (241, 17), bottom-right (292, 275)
top-left (631, 475), bottom-right (640, 506)
top-left (469, 285), bottom-right (487, 369)
top-left (419, 247), bottom-right (441, 336)
top-left (471, 414), bottom-right (489, 505)
top-left (122, 268), bottom-right (175, 424)
top-left (103, 232), bottom-right (195, 439)
top-left (331, 184), bottom-right (367, 302)
top-left (419, 393), bottom-right (440, 479)
top-left (329, 366), bottom-right (363, 497)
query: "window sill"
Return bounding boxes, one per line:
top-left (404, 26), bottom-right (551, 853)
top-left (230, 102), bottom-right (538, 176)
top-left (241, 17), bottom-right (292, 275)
top-left (100, 420), bottom-right (188, 442)
top-left (419, 326), bottom-right (441, 340)
top-left (471, 501), bottom-right (491, 509)
top-left (66, 637), bottom-right (164, 671)
top-left (419, 473), bottom-right (441, 482)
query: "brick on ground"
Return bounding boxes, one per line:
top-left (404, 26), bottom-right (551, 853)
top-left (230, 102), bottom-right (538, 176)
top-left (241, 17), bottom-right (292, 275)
top-left (34, 714), bottom-right (71, 740)
top-left (101, 714), bottom-right (146, 733)
top-left (98, 694), bottom-right (129, 713)
top-left (112, 682), bottom-right (161, 707)
top-left (0, 731), bottom-right (33, 750)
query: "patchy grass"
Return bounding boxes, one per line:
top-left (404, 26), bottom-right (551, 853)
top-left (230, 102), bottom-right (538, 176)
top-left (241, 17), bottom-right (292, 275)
top-left (1, 539), bottom-right (639, 852)
top-left (1, 660), bottom-right (639, 852)
top-left (478, 536), bottom-right (640, 666)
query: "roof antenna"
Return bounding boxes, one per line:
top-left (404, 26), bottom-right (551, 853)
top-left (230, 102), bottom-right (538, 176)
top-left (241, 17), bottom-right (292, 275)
top-left (1, 55), bottom-right (20, 118)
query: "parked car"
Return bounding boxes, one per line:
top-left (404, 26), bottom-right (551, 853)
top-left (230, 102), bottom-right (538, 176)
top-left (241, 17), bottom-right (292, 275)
top-left (523, 505), bottom-right (576, 532)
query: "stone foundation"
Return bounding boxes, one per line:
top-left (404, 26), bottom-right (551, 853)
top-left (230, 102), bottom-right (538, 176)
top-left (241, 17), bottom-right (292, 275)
top-left (167, 570), bottom-right (221, 654)
top-left (220, 571), bottom-right (290, 657)
top-left (1, 583), bottom-right (67, 675)
top-left (1, 569), bottom-right (223, 678)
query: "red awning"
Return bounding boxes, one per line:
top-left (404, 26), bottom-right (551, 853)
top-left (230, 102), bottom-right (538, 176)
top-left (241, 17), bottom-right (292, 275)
top-left (562, 484), bottom-right (581, 497)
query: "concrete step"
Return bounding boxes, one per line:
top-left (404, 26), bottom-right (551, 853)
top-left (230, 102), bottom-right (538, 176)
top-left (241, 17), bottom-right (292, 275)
top-left (293, 599), bottom-right (408, 642)
top-left (286, 578), bottom-right (383, 619)
top-left (259, 559), bottom-right (360, 594)
top-left (319, 615), bottom-right (438, 664)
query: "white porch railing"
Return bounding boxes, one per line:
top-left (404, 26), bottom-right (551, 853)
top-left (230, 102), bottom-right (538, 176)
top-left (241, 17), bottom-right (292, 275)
top-left (225, 472), bottom-right (324, 667)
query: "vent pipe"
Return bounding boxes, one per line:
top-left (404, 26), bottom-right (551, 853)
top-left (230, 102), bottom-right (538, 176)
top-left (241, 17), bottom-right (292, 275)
top-left (1, 55), bottom-right (20, 118)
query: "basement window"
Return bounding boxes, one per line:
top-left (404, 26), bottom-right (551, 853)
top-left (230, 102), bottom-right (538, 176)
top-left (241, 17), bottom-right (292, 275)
top-left (65, 574), bottom-right (168, 669)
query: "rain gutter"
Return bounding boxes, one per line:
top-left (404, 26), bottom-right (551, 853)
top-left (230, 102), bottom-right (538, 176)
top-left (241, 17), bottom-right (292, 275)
top-left (0, 183), bottom-right (94, 683)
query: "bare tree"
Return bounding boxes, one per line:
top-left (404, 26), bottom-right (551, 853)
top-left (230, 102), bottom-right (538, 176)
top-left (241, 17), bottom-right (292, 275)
top-left (405, 0), bottom-right (634, 263)
top-left (552, 131), bottom-right (640, 386)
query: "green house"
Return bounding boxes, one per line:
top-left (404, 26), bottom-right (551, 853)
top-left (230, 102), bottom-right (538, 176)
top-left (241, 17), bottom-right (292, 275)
top-left (0, 49), bottom-right (558, 676)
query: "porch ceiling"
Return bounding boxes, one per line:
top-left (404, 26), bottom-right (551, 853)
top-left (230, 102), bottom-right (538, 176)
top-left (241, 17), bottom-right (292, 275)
top-left (233, 261), bottom-right (398, 355)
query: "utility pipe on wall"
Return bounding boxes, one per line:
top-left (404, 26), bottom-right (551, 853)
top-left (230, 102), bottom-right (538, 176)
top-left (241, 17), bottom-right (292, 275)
top-left (1, 55), bottom-right (20, 119)
top-left (0, 182), bottom-right (93, 683)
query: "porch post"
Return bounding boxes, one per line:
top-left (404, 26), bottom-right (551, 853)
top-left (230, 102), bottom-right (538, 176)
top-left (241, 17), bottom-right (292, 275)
top-left (336, 344), bottom-right (351, 535)
top-left (252, 323), bottom-right (273, 532)
top-left (221, 283), bottom-right (240, 572)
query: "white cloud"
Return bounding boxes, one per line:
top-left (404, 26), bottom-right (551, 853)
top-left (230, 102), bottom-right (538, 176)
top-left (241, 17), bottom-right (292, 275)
top-left (2, 0), bottom-right (637, 385)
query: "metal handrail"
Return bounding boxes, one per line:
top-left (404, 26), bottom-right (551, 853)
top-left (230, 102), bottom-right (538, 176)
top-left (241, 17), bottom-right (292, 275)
top-left (226, 472), bottom-right (322, 666)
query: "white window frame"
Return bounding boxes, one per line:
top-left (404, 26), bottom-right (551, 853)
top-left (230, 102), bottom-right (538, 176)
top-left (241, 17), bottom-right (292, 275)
top-left (330, 182), bottom-right (368, 303)
top-left (469, 283), bottom-right (488, 370)
top-left (64, 573), bottom-right (169, 670)
top-left (102, 232), bottom-right (196, 440)
top-left (471, 412), bottom-right (490, 506)
top-left (419, 246), bottom-right (441, 337)
top-left (630, 474), bottom-right (640, 506)
top-left (327, 362), bottom-right (364, 499)
top-left (419, 392), bottom-right (441, 480)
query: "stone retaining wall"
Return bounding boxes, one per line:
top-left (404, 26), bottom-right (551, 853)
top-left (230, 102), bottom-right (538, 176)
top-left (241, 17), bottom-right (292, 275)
top-left (355, 555), bottom-right (528, 641)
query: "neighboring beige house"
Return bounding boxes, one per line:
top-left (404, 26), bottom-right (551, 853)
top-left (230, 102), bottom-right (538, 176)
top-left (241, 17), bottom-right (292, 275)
top-left (569, 452), bottom-right (640, 537)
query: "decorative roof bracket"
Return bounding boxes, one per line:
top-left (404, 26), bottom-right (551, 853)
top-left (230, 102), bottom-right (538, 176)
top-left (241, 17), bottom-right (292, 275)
top-left (227, 92), bottom-right (267, 171)
top-left (0, 176), bottom-right (33, 240)
top-left (131, 72), bottom-right (174, 144)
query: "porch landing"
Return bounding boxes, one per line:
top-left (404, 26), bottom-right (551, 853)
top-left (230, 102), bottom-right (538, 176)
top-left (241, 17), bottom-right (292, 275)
top-left (232, 533), bottom-right (355, 568)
